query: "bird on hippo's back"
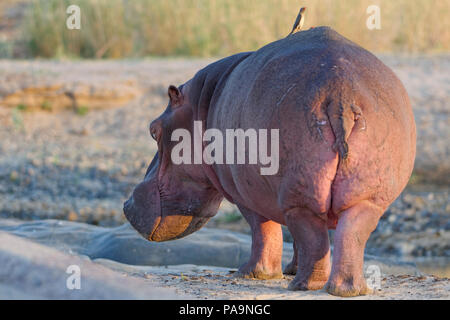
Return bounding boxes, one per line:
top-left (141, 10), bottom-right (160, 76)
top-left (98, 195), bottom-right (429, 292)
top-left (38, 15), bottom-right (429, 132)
top-left (289, 7), bottom-right (307, 35)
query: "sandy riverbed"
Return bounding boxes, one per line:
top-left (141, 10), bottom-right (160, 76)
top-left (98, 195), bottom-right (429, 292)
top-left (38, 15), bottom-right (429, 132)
top-left (1, 219), bottom-right (448, 300)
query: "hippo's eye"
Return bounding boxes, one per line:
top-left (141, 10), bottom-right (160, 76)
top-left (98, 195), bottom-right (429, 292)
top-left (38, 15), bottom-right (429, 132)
top-left (150, 128), bottom-right (157, 141)
top-left (150, 120), bottom-right (162, 142)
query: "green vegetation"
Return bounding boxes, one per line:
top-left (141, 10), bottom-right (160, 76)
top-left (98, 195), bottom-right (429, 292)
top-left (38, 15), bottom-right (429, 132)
top-left (0, 40), bottom-right (13, 58)
top-left (11, 107), bottom-right (24, 130)
top-left (40, 101), bottom-right (53, 111)
top-left (16, 104), bottom-right (28, 111)
top-left (409, 172), bottom-right (420, 185)
top-left (180, 273), bottom-right (188, 281)
top-left (218, 211), bottom-right (242, 223)
top-left (75, 105), bottom-right (89, 116)
top-left (18, 0), bottom-right (450, 58)
top-left (9, 170), bottom-right (19, 182)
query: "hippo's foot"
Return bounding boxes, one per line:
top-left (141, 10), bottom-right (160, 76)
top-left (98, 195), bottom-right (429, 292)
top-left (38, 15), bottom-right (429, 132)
top-left (283, 261), bottom-right (297, 275)
top-left (235, 262), bottom-right (283, 280)
top-left (325, 277), bottom-right (372, 297)
top-left (288, 276), bottom-right (328, 291)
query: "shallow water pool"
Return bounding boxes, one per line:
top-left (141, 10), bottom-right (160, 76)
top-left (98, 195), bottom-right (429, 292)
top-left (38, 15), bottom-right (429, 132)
top-left (414, 257), bottom-right (450, 278)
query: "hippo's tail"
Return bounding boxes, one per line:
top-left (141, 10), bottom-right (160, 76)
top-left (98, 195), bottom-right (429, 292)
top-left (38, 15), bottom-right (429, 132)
top-left (326, 97), bottom-right (362, 161)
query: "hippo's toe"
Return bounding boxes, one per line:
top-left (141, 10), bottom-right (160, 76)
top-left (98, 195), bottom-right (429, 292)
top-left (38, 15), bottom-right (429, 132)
top-left (234, 262), bottom-right (283, 280)
top-left (325, 278), bottom-right (373, 297)
top-left (283, 261), bottom-right (297, 275)
top-left (287, 277), bottom-right (327, 291)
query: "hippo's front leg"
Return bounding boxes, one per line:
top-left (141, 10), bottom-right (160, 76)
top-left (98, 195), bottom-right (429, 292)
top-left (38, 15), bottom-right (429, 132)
top-left (235, 206), bottom-right (283, 279)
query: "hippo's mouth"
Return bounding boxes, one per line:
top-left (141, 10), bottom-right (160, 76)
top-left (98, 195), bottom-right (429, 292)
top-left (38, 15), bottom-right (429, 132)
top-left (123, 151), bottom-right (164, 239)
top-left (123, 185), bottom-right (212, 242)
top-left (123, 148), bottom-right (222, 242)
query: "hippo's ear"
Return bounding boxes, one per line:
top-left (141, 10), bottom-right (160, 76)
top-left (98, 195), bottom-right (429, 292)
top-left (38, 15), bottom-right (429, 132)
top-left (168, 85), bottom-right (184, 107)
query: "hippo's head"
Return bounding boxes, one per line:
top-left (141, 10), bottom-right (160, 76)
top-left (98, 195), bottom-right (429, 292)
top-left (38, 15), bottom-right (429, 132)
top-left (123, 83), bottom-right (223, 241)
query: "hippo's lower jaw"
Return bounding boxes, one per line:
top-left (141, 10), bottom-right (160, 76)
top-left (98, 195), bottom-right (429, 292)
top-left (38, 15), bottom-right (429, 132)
top-left (149, 215), bottom-right (213, 241)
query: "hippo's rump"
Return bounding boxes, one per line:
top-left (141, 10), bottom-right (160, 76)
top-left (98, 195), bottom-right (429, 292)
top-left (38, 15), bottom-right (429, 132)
top-left (212, 27), bottom-right (415, 219)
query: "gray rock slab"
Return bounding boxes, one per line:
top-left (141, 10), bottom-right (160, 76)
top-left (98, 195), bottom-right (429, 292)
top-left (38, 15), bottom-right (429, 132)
top-left (0, 231), bottom-right (184, 299)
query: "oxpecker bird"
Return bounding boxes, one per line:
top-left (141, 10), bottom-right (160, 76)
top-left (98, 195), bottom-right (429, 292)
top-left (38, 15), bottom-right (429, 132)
top-left (289, 7), bottom-right (307, 35)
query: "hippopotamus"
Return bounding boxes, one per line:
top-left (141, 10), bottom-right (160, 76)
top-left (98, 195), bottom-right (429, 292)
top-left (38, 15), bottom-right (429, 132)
top-left (123, 27), bottom-right (416, 297)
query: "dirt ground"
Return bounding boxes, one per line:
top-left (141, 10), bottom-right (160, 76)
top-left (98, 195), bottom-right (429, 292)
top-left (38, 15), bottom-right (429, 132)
top-left (96, 261), bottom-right (450, 300)
top-left (2, 219), bottom-right (448, 300)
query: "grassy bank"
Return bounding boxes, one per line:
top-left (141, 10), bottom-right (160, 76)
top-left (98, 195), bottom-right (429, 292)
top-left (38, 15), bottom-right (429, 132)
top-left (14, 0), bottom-right (450, 58)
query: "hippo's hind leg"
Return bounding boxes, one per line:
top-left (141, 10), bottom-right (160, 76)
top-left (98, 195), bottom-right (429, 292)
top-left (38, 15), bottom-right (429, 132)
top-left (285, 208), bottom-right (331, 290)
top-left (283, 241), bottom-right (298, 275)
top-left (326, 201), bottom-right (383, 297)
top-left (235, 206), bottom-right (283, 280)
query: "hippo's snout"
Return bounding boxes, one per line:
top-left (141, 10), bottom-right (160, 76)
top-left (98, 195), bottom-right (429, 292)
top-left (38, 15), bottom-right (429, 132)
top-left (123, 197), bottom-right (136, 221)
top-left (123, 196), bottom-right (155, 239)
top-left (123, 197), bottom-right (132, 213)
top-left (124, 151), bottom-right (222, 242)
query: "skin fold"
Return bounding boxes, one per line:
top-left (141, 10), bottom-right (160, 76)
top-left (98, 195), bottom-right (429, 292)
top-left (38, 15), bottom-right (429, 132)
top-left (124, 27), bottom-right (416, 297)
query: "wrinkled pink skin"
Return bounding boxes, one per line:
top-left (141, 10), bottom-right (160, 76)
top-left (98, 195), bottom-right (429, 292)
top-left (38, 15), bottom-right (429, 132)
top-left (124, 28), bottom-right (416, 297)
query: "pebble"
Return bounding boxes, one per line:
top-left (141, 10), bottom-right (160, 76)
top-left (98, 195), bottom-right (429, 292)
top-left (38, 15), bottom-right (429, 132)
top-left (68, 211), bottom-right (78, 221)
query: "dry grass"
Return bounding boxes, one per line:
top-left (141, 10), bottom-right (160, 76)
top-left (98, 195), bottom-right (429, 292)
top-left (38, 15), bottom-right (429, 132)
top-left (16, 0), bottom-right (450, 58)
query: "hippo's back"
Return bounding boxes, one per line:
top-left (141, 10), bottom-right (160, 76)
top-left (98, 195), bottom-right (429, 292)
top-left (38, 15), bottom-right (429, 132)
top-left (212, 27), bottom-right (416, 220)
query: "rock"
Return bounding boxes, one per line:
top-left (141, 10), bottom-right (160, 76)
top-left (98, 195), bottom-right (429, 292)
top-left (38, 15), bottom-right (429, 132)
top-left (68, 211), bottom-right (78, 222)
top-left (0, 219), bottom-right (291, 268)
top-left (0, 77), bottom-right (141, 111)
top-left (0, 232), bottom-right (183, 299)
